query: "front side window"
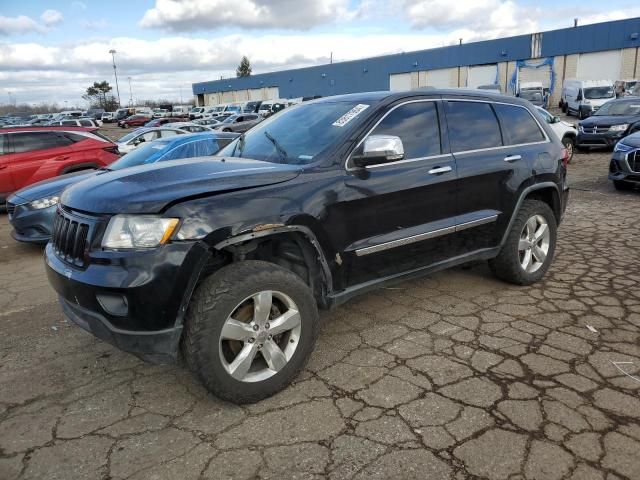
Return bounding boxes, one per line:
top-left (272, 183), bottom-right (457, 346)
top-left (160, 130), bottom-right (179, 138)
top-left (446, 101), bottom-right (503, 152)
top-left (368, 102), bottom-right (441, 159)
top-left (494, 104), bottom-right (545, 145)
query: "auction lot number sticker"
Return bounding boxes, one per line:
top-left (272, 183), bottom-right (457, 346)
top-left (333, 104), bottom-right (370, 127)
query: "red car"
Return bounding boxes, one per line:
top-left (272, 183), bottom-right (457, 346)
top-left (0, 126), bottom-right (119, 203)
top-left (118, 115), bottom-right (152, 128)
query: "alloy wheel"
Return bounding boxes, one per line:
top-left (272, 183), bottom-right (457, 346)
top-left (518, 215), bottom-right (551, 273)
top-left (219, 290), bottom-right (302, 383)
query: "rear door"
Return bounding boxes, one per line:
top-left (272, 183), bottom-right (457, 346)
top-left (335, 99), bottom-right (459, 287)
top-left (7, 131), bottom-right (74, 190)
top-left (0, 134), bottom-right (15, 199)
top-left (445, 99), bottom-right (547, 253)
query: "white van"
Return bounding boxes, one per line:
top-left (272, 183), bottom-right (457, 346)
top-left (560, 80), bottom-right (615, 119)
top-left (171, 105), bottom-right (190, 117)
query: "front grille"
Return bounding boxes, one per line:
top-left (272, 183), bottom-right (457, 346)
top-left (52, 209), bottom-right (91, 267)
top-left (581, 125), bottom-right (610, 134)
top-left (628, 150), bottom-right (640, 173)
top-left (6, 202), bottom-right (15, 219)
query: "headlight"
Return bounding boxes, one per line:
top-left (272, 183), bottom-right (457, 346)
top-left (102, 215), bottom-right (180, 249)
top-left (29, 196), bottom-right (59, 210)
top-left (610, 124), bottom-right (629, 132)
top-left (614, 142), bottom-right (633, 153)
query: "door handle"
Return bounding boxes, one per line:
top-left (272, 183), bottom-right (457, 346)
top-left (428, 166), bottom-right (452, 175)
top-left (54, 155), bottom-right (71, 161)
top-left (504, 155), bottom-right (522, 162)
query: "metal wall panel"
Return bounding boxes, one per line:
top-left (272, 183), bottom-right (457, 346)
top-left (426, 69), bottom-right (453, 87)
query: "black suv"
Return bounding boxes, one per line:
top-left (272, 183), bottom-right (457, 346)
top-left (45, 91), bottom-right (569, 403)
top-left (577, 98), bottom-right (640, 150)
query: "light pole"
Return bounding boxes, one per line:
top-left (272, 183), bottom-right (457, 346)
top-left (109, 49), bottom-right (121, 107)
top-left (7, 91), bottom-right (13, 106)
top-left (179, 85), bottom-right (183, 104)
top-left (127, 77), bottom-right (133, 106)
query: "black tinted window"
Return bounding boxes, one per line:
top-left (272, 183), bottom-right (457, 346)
top-left (370, 102), bottom-right (441, 158)
top-left (446, 101), bottom-right (502, 152)
top-left (494, 104), bottom-right (545, 145)
top-left (79, 120), bottom-right (93, 127)
top-left (10, 132), bottom-right (71, 153)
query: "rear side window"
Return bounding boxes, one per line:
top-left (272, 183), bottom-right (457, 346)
top-left (370, 102), bottom-right (441, 159)
top-left (0, 134), bottom-right (5, 155)
top-left (79, 119), bottom-right (93, 127)
top-left (494, 104), bottom-right (546, 145)
top-left (9, 132), bottom-right (72, 154)
top-left (446, 101), bottom-right (503, 152)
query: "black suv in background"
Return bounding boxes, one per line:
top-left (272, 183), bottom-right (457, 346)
top-left (577, 98), bottom-right (640, 150)
top-left (45, 91), bottom-right (569, 403)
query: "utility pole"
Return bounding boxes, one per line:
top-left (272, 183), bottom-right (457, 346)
top-left (109, 49), bottom-right (121, 107)
top-left (127, 77), bottom-right (133, 106)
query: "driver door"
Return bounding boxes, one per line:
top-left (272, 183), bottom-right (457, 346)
top-left (328, 100), bottom-right (459, 287)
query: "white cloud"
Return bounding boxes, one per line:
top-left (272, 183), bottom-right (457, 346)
top-left (72, 1), bottom-right (87, 10)
top-left (0, 15), bottom-right (44, 35)
top-left (139, 0), bottom-right (359, 31)
top-left (41, 9), bottom-right (64, 26)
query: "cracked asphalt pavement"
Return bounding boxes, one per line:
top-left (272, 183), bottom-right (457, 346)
top-left (1, 147), bottom-right (640, 480)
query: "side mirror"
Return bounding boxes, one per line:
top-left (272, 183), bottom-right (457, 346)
top-left (352, 135), bottom-right (404, 168)
top-left (552, 116), bottom-right (561, 124)
top-left (577, 92), bottom-right (583, 101)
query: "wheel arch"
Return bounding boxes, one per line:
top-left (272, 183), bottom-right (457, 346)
top-left (212, 225), bottom-right (334, 307)
top-left (500, 182), bottom-right (562, 247)
top-left (60, 162), bottom-right (100, 175)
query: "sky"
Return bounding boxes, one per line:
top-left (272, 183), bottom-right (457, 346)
top-left (1, 0), bottom-right (638, 108)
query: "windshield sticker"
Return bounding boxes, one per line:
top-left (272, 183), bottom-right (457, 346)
top-left (299, 154), bottom-right (313, 160)
top-left (333, 104), bottom-right (369, 127)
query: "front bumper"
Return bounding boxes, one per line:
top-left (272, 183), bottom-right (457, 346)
top-left (577, 131), bottom-right (625, 148)
top-left (7, 201), bottom-right (56, 244)
top-left (609, 151), bottom-right (640, 184)
top-left (45, 239), bottom-right (211, 363)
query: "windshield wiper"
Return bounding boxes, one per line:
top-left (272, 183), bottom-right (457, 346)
top-left (231, 132), bottom-right (246, 157)
top-left (264, 130), bottom-right (288, 163)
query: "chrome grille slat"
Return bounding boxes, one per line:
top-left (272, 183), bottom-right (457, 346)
top-left (629, 150), bottom-right (640, 173)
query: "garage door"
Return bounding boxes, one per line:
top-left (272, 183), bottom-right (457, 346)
top-left (265, 87), bottom-right (280, 100)
top-left (467, 64), bottom-right (498, 88)
top-left (518, 61), bottom-right (552, 89)
top-left (577, 51), bottom-right (621, 81)
top-left (390, 73), bottom-right (412, 91)
top-left (248, 89), bottom-right (262, 101)
top-left (426, 69), bottom-right (452, 88)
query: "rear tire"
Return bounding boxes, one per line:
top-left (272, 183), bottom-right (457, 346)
top-left (489, 200), bottom-right (557, 286)
top-left (613, 180), bottom-right (634, 191)
top-left (181, 260), bottom-right (319, 404)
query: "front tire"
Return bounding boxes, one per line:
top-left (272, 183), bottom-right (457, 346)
top-left (489, 199), bottom-right (557, 286)
top-left (181, 260), bottom-right (319, 404)
top-left (562, 136), bottom-right (575, 163)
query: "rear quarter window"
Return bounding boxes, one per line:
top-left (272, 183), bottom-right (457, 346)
top-left (445, 101), bottom-right (503, 152)
top-left (494, 104), bottom-right (546, 145)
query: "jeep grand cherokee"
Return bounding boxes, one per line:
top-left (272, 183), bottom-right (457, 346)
top-left (45, 90), bottom-right (569, 403)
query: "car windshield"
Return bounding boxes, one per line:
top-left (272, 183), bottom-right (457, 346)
top-left (118, 129), bottom-right (147, 143)
top-left (520, 91), bottom-right (542, 102)
top-left (594, 101), bottom-right (640, 116)
top-left (222, 116), bottom-right (238, 124)
top-left (109, 141), bottom-right (170, 169)
top-left (218, 101), bottom-right (369, 165)
top-left (584, 87), bottom-right (614, 99)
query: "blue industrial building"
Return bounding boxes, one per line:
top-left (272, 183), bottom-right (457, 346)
top-left (192, 17), bottom-right (640, 106)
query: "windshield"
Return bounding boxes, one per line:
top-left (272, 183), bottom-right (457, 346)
top-left (520, 91), bottom-right (543, 102)
top-left (118, 129), bottom-right (146, 143)
top-left (594, 101), bottom-right (640, 116)
top-left (218, 101), bottom-right (370, 165)
top-left (222, 115), bottom-right (238, 124)
top-left (584, 87), bottom-right (614, 99)
top-left (109, 142), bottom-right (170, 169)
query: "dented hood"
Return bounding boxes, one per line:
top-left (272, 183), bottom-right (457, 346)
top-left (61, 156), bottom-right (301, 214)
